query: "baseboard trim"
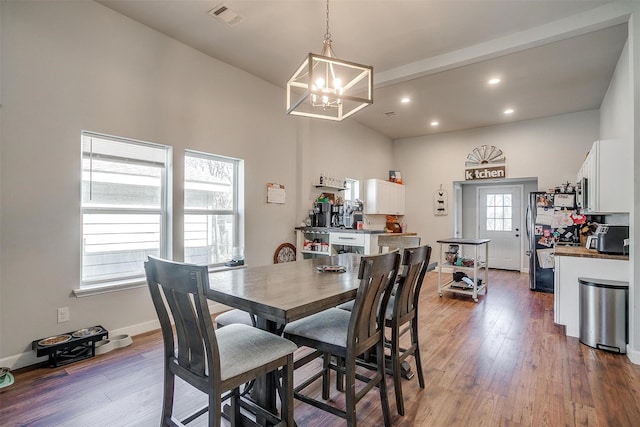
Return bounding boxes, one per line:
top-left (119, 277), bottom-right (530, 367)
top-left (2, 304), bottom-right (232, 371)
top-left (1, 319), bottom-right (161, 371)
top-left (627, 344), bottom-right (640, 365)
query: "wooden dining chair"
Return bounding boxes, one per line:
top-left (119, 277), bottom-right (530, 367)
top-left (144, 256), bottom-right (297, 427)
top-left (283, 251), bottom-right (401, 427)
top-left (382, 245), bottom-right (432, 416)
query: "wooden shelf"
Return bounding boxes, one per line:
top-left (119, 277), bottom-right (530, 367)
top-left (314, 183), bottom-right (345, 190)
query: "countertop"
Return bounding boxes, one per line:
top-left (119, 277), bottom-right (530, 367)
top-left (436, 238), bottom-right (491, 245)
top-left (295, 227), bottom-right (416, 236)
top-left (554, 245), bottom-right (629, 261)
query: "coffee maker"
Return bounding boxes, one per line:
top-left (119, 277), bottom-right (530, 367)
top-left (342, 200), bottom-right (360, 229)
top-left (312, 202), bottom-right (332, 227)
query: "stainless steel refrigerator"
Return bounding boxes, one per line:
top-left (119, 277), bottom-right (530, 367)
top-left (526, 192), bottom-right (578, 293)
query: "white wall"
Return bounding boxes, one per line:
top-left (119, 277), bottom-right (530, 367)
top-left (0, 1), bottom-right (392, 366)
top-left (295, 119), bottom-right (393, 225)
top-left (392, 110), bottom-right (599, 248)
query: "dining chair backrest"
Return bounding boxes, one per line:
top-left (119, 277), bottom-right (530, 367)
top-left (394, 245), bottom-right (432, 321)
top-left (349, 251), bottom-right (401, 355)
top-left (145, 256), bottom-right (220, 387)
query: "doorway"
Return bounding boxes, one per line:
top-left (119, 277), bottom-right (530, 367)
top-left (477, 186), bottom-right (522, 270)
top-left (456, 179), bottom-right (537, 272)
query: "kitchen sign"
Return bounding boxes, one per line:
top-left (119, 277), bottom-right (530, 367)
top-left (464, 145), bottom-right (507, 181)
top-left (465, 165), bottom-right (506, 180)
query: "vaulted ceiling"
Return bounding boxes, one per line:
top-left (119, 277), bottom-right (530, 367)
top-left (98, 0), bottom-right (630, 139)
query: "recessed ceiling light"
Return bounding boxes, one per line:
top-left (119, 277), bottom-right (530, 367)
top-left (401, 97), bottom-right (411, 104)
top-left (430, 121), bottom-right (439, 127)
top-left (504, 108), bottom-right (514, 115)
top-left (488, 77), bottom-right (501, 85)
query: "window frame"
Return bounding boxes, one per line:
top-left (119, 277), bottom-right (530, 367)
top-left (344, 178), bottom-right (360, 201)
top-left (79, 131), bottom-right (172, 291)
top-left (184, 150), bottom-right (241, 267)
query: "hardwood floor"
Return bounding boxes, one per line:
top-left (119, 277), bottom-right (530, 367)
top-left (2, 270), bottom-right (640, 426)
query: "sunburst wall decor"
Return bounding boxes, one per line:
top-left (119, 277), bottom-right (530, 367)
top-left (465, 145), bottom-right (506, 167)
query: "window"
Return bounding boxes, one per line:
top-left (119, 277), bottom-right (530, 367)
top-left (344, 178), bottom-right (360, 201)
top-left (485, 193), bottom-right (512, 231)
top-left (184, 151), bottom-right (241, 266)
top-left (81, 132), bottom-right (171, 287)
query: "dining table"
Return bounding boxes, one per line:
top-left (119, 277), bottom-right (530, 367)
top-left (206, 252), bottom-right (363, 426)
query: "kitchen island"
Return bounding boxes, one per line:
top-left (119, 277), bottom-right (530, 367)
top-left (554, 245), bottom-right (629, 337)
top-left (294, 227), bottom-right (417, 259)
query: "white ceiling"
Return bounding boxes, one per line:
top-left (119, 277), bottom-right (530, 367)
top-left (97, 0), bottom-right (630, 139)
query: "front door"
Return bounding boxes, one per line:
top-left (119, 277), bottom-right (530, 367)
top-left (477, 186), bottom-right (522, 270)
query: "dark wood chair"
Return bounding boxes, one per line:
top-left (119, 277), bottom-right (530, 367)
top-left (144, 256), bottom-right (297, 427)
top-left (382, 245), bottom-right (432, 415)
top-left (283, 251), bottom-right (401, 427)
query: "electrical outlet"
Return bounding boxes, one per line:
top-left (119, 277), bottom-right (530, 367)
top-left (57, 307), bottom-right (70, 323)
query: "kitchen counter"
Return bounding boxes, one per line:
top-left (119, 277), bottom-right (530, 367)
top-left (554, 245), bottom-right (628, 261)
top-left (553, 246), bottom-right (629, 338)
top-left (295, 226), bottom-right (416, 236)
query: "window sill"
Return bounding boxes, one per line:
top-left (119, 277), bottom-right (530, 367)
top-left (74, 264), bottom-right (248, 297)
top-left (73, 278), bottom-right (147, 298)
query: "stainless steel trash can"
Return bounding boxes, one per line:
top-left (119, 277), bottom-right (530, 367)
top-left (578, 277), bottom-right (628, 353)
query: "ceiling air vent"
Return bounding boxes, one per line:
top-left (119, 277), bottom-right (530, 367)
top-left (208, 4), bottom-right (243, 26)
top-left (384, 111), bottom-right (397, 117)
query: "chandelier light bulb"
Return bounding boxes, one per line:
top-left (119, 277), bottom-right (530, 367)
top-left (315, 77), bottom-right (325, 88)
top-left (333, 78), bottom-right (342, 89)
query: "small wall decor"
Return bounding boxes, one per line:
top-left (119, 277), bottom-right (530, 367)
top-left (266, 183), bottom-right (286, 204)
top-left (434, 185), bottom-right (448, 216)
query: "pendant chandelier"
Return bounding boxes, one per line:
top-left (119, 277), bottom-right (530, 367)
top-left (286, 0), bottom-right (373, 121)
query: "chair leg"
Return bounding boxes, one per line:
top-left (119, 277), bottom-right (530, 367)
top-left (230, 387), bottom-right (240, 427)
top-left (212, 392), bottom-right (222, 427)
top-left (377, 340), bottom-right (392, 427)
top-left (322, 353), bottom-right (331, 400)
top-left (161, 368), bottom-right (175, 426)
top-left (391, 324), bottom-right (405, 416)
top-left (282, 355), bottom-right (295, 427)
top-left (345, 357), bottom-right (357, 427)
top-left (336, 356), bottom-right (345, 392)
top-left (411, 319), bottom-right (425, 389)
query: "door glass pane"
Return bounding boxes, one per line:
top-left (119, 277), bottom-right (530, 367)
top-left (485, 192), bottom-right (513, 232)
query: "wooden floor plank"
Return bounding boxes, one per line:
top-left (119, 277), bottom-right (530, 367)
top-left (2, 269), bottom-right (640, 426)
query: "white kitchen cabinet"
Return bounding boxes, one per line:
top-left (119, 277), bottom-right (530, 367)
top-left (577, 140), bottom-right (631, 213)
top-left (296, 229), bottom-right (379, 259)
top-left (554, 255), bottom-right (628, 337)
top-left (329, 232), bottom-right (378, 255)
top-left (364, 179), bottom-right (405, 215)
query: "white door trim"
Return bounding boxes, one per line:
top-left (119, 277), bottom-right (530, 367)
top-left (475, 184), bottom-right (524, 271)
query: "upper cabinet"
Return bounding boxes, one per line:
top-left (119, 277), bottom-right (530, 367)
top-left (364, 179), bottom-right (405, 215)
top-left (577, 140), bottom-right (631, 214)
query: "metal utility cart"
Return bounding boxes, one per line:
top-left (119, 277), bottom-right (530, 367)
top-left (437, 238), bottom-right (490, 302)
